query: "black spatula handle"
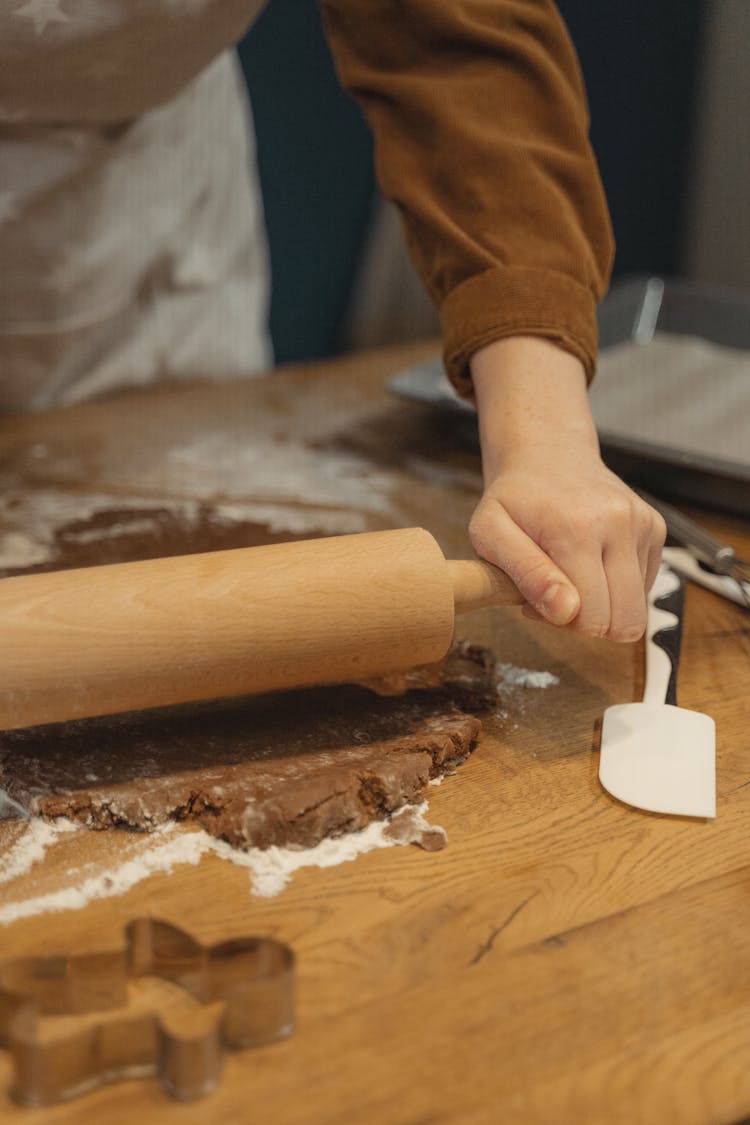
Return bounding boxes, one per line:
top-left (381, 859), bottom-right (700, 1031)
top-left (648, 568), bottom-right (685, 707)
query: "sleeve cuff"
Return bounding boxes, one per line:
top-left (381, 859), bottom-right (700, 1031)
top-left (440, 266), bottom-right (600, 397)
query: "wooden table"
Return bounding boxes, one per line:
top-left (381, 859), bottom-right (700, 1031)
top-left (1, 342), bottom-right (749, 1124)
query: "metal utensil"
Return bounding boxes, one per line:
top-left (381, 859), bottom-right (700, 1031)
top-left (599, 563), bottom-right (716, 818)
top-left (662, 546), bottom-right (750, 608)
top-left (640, 490), bottom-right (750, 609)
top-left (0, 918), bottom-right (295, 1106)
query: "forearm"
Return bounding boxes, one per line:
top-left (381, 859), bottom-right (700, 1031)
top-left (320, 0), bottom-right (614, 391)
top-left (471, 336), bottom-right (599, 482)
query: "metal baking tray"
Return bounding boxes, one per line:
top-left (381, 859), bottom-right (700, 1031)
top-left (389, 277), bottom-right (750, 516)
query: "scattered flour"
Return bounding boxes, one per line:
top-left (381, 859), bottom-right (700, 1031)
top-left (0, 433), bottom-right (401, 569)
top-left (0, 817), bottom-right (79, 884)
top-left (210, 501), bottom-right (367, 537)
top-left (0, 488), bottom-right (357, 571)
top-left (61, 517), bottom-right (167, 545)
top-left (0, 803), bottom-right (440, 925)
top-left (0, 823), bottom-right (206, 925)
top-left (212, 802), bottom-right (439, 897)
top-left (0, 490), bottom-right (202, 570)
top-left (0, 531), bottom-right (49, 568)
top-left (496, 663), bottom-right (560, 690)
top-left (164, 434), bottom-right (396, 519)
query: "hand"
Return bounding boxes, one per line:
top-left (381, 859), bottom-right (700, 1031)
top-left (468, 336), bottom-right (666, 641)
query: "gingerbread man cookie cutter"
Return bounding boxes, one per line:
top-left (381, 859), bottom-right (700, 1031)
top-left (0, 918), bottom-right (295, 1105)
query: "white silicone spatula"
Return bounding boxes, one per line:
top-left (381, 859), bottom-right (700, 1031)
top-left (599, 562), bottom-right (716, 818)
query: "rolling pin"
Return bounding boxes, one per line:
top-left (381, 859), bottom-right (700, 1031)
top-left (0, 528), bottom-right (521, 730)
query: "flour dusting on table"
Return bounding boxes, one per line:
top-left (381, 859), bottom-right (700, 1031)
top-left (0, 491), bottom-right (201, 570)
top-left (212, 802), bottom-right (443, 897)
top-left (496, 663), bottom-right (560, 690)
top-left (0, 803), bottom-right (442, 925)
top-left (164, 433), bottom-right (396, 517)
top-left (0, 430), bottom-right (401, 570)
top-left (0, 817), bottom-right (78, 884)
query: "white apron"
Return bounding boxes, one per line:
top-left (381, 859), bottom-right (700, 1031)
top-left (0, 0), bottom-right (272, 412)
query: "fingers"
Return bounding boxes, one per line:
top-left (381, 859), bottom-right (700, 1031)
top-left (643, 511), bottom-right (667, 594)
top-left (471, 489), bottom-right (667, 642)
top-left (555, 497), bottom-right (665, 641)
top-left (556, 545), bottom-right (612, 638)
top-left (470, 501), bottom-right (580, 626)
top-left (599, 541), bottom-right (648, 641)
top-left (550, 501), bottom-right (641, 640)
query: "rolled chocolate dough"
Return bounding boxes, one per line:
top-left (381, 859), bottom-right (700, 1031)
top-left (0, 644), bottom-right (496, 851)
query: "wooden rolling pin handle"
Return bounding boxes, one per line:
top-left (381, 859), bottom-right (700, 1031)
top-left (448, 559), bottom-right (523, 614)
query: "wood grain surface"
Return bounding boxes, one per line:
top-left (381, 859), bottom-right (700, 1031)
top-left (1, 340), bottom-right (749, 1124)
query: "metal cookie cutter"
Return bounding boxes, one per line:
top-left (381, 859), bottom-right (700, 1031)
top-left (0, 918), bottom-right (295, 1106)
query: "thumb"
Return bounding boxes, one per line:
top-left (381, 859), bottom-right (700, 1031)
top-left (470, 500), bottom-right (580, 626)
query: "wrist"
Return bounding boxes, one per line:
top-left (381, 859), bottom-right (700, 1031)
top-left (470, 336), bottom-right (600, 479)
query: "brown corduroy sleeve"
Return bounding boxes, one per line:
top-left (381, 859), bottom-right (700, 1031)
top-left (318, 0), bottom-right (615, 393)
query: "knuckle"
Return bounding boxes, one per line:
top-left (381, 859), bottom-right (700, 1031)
top-left (469, 533), bottom-right (496, 566)
top-left (574, 496), bottom-right (647, 545)
top-left (566, 510), bottom-right (613, 549)
top-left (606, 497), bottom-right (637, 533)
top-left (565, 511), bottom-right (596, 540)
top-left (468, 512), bottom-right (490, 551)
top-left (469, 496), bottom-right (498, 534)
top-left (638, 502), bottom-right (666, 543)
top-left (511, 555), bottom-right (558, 597)
top-left (651, 512), bottom-right (667, 545)
top-left (468, 507), bottom-right (488, 534)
